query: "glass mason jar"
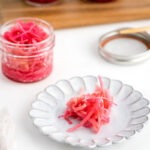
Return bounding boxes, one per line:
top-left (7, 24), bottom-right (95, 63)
top-left (25, 0), bottom-right (59, 6)
top-left (0, 18), bottom-right (55, 83)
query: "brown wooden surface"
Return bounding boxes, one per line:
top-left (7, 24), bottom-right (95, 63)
top-left (1, 0), bottom-right (150, 29)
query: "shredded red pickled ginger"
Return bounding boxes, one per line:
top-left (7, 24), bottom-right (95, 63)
top-left (59, 76), bottom-right (114, 134)
top-left (3, 20), bottom-right (48, 45)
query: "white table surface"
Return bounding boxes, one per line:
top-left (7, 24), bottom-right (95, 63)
top-left (1, 19), bottom-right (150, 150)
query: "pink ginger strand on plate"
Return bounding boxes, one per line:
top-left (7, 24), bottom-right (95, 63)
top-left (59, 76), bottom-right (114, 134)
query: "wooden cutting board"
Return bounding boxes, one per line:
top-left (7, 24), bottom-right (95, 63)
top-left (1, 0), bottom-right (150, 29)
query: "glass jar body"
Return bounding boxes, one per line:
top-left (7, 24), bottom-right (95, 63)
top-left (0, 18), bottom-right (55, 83)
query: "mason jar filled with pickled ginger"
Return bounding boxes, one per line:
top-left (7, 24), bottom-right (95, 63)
top-left (0, 17), bottom-right (55, 83)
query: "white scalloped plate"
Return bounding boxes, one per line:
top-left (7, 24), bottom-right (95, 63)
top-left (29, 75), bottom-right (150, 148)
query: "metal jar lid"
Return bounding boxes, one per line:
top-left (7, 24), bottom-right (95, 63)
top-left (99, 28), bottom-right (150, 65)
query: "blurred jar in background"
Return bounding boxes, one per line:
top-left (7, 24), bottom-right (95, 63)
top-left (85, 0), bottom-right (115, 2)
top-left (25, 0), bottom-right (58, 6)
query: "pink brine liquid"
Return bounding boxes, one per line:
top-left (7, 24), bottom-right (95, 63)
top-left (0, 18), bottom-right (55, 83)
top-left (1, 53), bottom-right (53, 83)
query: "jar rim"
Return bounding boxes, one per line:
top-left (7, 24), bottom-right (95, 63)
top-left (0, 17), bottom-right (55, 49)
top-left (99, 28), bottom-right (150, 65)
